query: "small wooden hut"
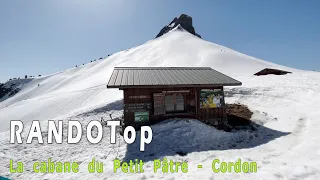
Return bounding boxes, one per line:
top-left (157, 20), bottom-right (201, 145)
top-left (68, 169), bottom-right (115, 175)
top-left (254, 68), bottom-right (291, 76)
top-left (107, 67), bottom-right (242, 128)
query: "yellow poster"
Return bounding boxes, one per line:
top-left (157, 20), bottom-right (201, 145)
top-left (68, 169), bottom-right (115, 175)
top-left (200, 89), bottom-right (223, 108)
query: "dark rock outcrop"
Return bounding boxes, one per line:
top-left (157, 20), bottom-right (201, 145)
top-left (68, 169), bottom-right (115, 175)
top-left (156, 14), bottom-right (201, 38)
top-left (0, 83), bottom-right (20, 101)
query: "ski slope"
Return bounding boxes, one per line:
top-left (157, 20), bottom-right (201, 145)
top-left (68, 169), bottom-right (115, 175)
top-left (1, 26), bottom-right (320, 180)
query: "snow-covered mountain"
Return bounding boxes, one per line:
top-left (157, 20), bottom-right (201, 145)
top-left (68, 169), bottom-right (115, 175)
top-left (0, 26), bottom-right (297, 132)
top-left (1, 23), bottom-right (319, 180)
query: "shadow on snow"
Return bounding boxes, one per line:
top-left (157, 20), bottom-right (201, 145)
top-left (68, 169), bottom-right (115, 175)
top-left (79, 99), bottom-right (123, 117)
top-left (79, 100), bottom-right (290, 163)
top-left (122, 119), bottom-right (290, 162)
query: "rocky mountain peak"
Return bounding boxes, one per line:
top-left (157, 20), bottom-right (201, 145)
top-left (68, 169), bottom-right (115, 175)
top-left (156, 14), bottom-right (201, 38)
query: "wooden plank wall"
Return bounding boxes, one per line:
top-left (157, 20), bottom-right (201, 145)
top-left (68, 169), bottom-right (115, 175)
top-left (122, 86), bottom-right (226, 127)
top-left (123, 88), bottom-right (153, 127)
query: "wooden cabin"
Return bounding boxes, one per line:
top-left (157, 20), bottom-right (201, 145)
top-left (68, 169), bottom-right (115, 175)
top-left (107, 67), bottom-right (242, 128)
top-left (254, 68), bottom-right (291, 76)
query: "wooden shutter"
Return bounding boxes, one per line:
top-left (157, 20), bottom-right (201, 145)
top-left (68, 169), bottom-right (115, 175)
top-left (165, 95), bottom-right (175, 112)
top-left (153, 93), bottom-right (165, 115)
top-left (175, 94), bottom-right (185, 111)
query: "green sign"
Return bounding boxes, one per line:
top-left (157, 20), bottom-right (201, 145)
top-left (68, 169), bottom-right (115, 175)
top-left (0, 176), bottom-right (10, 180)
top-left (134, 112), bottom-right (149, 122)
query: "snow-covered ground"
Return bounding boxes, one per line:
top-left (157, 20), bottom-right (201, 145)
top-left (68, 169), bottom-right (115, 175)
top-left (0, 27), bottom-right (319, 179)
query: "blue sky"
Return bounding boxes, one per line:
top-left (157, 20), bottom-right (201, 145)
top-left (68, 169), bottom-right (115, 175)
top-left (0, 0), bottom-right (319, 83)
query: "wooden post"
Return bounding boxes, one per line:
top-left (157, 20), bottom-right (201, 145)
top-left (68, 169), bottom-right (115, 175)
top-left (194, 87), bottom-right (198, 116)
top-left (222, 86), bottom-right (228, 124)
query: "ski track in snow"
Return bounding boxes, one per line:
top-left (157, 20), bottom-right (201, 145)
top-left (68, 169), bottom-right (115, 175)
top-left (0, 28), bottom-right (320, 179)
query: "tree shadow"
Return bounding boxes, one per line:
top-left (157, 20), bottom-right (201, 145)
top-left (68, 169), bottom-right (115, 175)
top-left (79, 99), bottom-right (123, 117)
top-left (122, 119), bottom-right (290, 163)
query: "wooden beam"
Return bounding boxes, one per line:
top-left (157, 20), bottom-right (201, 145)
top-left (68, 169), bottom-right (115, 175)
top-left (195, 87), bottom-right (198, 116)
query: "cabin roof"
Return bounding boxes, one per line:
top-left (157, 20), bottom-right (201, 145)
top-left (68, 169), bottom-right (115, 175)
top-left (107, 67), bottom-right (242, 88)
top-left (254, 68), bottom-right (292, 76)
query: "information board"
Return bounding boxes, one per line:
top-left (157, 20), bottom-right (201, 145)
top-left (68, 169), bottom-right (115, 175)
top-left (200, 89), bottom-right (223, 108)
top-left (124, 103), bottom-right (152, 112)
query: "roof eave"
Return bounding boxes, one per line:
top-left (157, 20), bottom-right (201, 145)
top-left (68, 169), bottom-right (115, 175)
top-left (107, 83), bottom-right (242, 89)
